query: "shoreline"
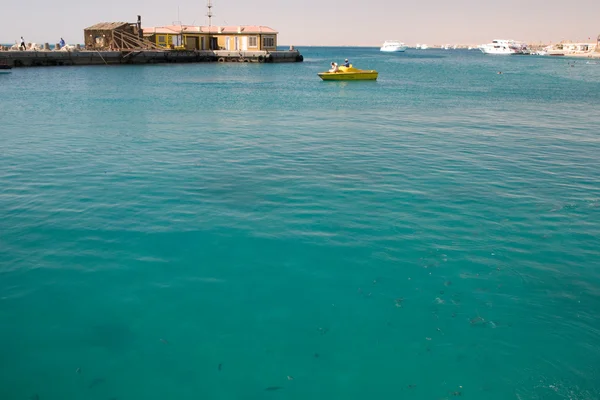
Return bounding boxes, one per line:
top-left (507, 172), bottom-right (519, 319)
top-left (556, 52), bottom-right (600, 59)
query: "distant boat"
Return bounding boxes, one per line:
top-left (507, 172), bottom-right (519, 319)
top-left (380, 40), bottom-right (407, 52)
top-left (478, 39), bottom-right (526, 55)
top-left (420, 44), bottom-right (429, 50)
top-left (0, 63), bottom-right (12, 73)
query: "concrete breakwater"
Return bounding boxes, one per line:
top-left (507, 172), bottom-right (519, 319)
top-left (0, 49), bottom-right (303, 67)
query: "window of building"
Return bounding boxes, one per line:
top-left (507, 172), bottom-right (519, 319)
top-left (248, 36), bottom-right (258, 48)
top-left (262, 36), bottom-right (275, 48)
top-left (157, 35), bottom-right (166, 44)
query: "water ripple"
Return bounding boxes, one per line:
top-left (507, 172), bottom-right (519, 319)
top-left (1, 48), bottom-right (600, 400)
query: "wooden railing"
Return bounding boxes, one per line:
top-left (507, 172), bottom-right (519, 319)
top-left (109, 30), bottom-right (164, 51)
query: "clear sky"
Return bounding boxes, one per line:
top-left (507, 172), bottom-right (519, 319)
top-left (1, 0), bottom-right (598, 46)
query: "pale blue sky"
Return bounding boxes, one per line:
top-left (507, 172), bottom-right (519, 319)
top-left (1, 0), bottom-right (598, 46)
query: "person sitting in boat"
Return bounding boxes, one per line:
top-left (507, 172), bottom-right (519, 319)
top-left (329, 62), bottom-right (339, 72)
top-left (343, 59), bottom-right (350, 67)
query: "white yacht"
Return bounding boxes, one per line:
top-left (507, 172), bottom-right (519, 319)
top-left (478, 39), bottom-right (525, 55)
top-left (420, 44), bottom-right (429, 50)
top-left (380, 40), bottom-right (407, 52)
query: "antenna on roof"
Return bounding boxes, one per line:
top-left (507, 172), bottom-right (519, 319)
top-left (207, 0), bottom-right (214, 27)
top-left (173, 6), bottom-right (182, 26)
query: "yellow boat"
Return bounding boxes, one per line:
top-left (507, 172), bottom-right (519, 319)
top-left (318, 65), bottom-right (378, 81)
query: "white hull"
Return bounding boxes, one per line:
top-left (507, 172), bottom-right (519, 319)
top-left (380, 47), bottom-right (407, 52)
top-left (479, 47), bottom-right (517, 55)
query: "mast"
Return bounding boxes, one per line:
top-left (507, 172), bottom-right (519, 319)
top-left (207, 0), bottom-right (213, 28)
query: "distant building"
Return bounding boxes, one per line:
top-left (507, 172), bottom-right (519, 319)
top-left (552, 41), bottom-right (597, 54)
top-left (143, 25), bottom-right (278, 51)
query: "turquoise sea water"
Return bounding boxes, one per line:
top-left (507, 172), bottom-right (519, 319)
top-left (1, 47), bottom-right (600, 399)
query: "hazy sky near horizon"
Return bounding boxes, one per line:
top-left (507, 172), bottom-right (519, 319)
top-left (1, 0), bottom-right (598, 46)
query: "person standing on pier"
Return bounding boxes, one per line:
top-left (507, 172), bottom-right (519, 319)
top-left (20, 37), bottom-right (26, 50)
top-left (59, 38), bottom-right (65, 48)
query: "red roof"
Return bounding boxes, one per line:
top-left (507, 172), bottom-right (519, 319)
top-left (143, 25), bottom-right (278, 35)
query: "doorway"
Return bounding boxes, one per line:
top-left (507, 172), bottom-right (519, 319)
top-left (186, 37), bottom-right (198, 50)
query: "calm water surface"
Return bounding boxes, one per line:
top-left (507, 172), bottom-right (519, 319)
top-left (1, 47), bottom-right (600, 399)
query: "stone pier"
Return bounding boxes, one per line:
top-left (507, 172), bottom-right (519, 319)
top-left (0, 49), bottom-right (303, 67)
